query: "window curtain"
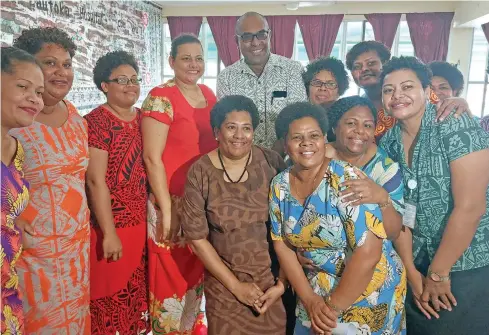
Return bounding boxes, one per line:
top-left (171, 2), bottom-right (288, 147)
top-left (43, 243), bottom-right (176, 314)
top-left (266, 15), bottom-right (297, 58)
top-left (297, 14), bottom-right (344, 60)
top-left (167, 16), bottom-right (203, 40)
top-left (365, 13), bottom-right (402, 50)
top-left (406, 12), bottom-right (454, 63)
top-left (207, 16), bottom-right (241, 67)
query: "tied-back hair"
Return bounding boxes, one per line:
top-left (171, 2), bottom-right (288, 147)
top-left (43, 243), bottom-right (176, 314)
top-left (170, 34), bottom-right (202, 59)
top-left (1, 46), bottom-right (40, 73)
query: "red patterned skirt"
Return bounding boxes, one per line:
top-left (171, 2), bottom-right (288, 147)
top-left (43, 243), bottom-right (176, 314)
top-left (90, 223), bottom-right (149, 335)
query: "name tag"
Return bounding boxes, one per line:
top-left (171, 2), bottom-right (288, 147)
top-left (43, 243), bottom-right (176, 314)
top-left (403, 200), bottom-right (417, 229)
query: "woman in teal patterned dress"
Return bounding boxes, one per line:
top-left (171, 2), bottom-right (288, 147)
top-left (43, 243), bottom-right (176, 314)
top-left (270, 102), bottom-right (406, 335)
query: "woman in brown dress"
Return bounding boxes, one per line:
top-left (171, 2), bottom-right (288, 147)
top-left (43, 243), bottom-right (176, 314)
top-left (180, 95), bottom-right (287, 335)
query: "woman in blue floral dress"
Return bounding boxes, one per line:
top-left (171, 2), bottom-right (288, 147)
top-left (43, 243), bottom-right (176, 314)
top-left (270, 102), bottom-right (406, 335)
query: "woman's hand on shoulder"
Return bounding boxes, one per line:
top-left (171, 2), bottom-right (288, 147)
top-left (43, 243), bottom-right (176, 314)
top-left (339, 167), bottom-right (388, 206)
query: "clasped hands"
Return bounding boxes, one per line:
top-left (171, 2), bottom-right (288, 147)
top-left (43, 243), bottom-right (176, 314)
top-left (232, 280), bottom-right (285, 315)
top-left (408, 269), bottom-right (457, 320)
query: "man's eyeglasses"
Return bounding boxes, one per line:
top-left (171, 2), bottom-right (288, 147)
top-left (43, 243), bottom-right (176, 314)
top-left (237, 30), bottom-right (270, 43)
top-left (107, 77), bottom-right (142, 86)
top-left (310, 79), bottom-right (338, 90)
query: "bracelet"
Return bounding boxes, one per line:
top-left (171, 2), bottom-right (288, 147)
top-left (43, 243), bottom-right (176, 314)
top-left (379, 197), bottom-right (392, 209)
top-left (325, 295), bottom-right (344, 314)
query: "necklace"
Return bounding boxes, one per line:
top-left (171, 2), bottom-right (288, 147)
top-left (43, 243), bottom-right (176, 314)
top-left (218, 149), bottom-right (251, 183)
top-left (292, 164), bottom-right (322, 199)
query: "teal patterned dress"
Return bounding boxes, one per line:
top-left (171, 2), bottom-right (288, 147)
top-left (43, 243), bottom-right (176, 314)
top-left (269, 160), bottom-right (406, 335)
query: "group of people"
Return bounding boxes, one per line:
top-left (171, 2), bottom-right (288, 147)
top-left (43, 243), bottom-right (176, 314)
top-left (2, 10), bottom-right (489, 335)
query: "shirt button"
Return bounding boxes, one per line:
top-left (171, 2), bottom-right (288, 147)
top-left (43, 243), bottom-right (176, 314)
top-left (258, 81), bottom-right (261, 84)
top-left (260, 118), bottom-right (264, 123)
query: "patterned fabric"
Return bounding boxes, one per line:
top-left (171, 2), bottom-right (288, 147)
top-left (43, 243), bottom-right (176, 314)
top-left (181, 146), bottom-right (287, 335)
top-left (374, 90), bottom-right (439, 142)
top-left (1, 139), bottom-right (29, 335)
top-left (84, 106), bottom-right (149, 335)
top-left (361, 147), bottom-right (405, 215)
top-left (142, 79), bottom-right (217, 334)
top-left (10, 101), bottom-right (91, 334)
top-left (217, 54), bottom-right (308, 148)
top-left (480, 115), bottom-right (489, 132)
top-left (380, 103), bottom-right (489, 271)
top-left (269, 160), bottom-right (406, 335)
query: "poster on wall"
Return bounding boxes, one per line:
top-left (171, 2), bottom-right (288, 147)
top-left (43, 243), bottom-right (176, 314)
top-left (1, 0), bottom-right (163, 114)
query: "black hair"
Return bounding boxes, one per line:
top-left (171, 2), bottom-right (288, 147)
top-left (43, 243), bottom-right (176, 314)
top-left (170, 33), bottom-right (202, 59)
top-left (93, 50), bottom-right (139, 92)
top-left (327, 96), bottom-right (377, 133)
top-left (210, 95), bottom-right (260, 130)
top-left (345, 40), bottom-right (391, 71)
top-left (303, 57), bottom-right (350, 96)
top-left (275, 102), bottom-right (329, 140)
top-left (380, 56), bottom-right (432, 89)
top-left (1, 46), bottom-right (39, 73)
top-left (428, 61), bottom-right (464, 96)
top-left (13, 27), bottom-right (77, 58)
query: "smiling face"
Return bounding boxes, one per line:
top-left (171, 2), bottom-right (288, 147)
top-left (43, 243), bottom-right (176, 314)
top-left (382, 69), bottom-right (430, 122)
top-left (309, 70), bottom-right (340, 106)
top-left (1, 61), bottom-right (44, 129)
top-left (351, 50), bottom-right (383, 89)
top-left (237, 14), bottom-right (271, 67)
top-left (34, 43), bottom-right (74, 105)
top-left (286, 116), bottom-right (326, 170)
top-left (216, 110), bottom-right (254, 160)
top-left (334, 106), bottom-right (375, 157)
top-left (102, 64), bottom-right (140, 108)
top-left (170, 42), bottom-right (205, 85)
top-left (431, 75), bottom-right (455, 101)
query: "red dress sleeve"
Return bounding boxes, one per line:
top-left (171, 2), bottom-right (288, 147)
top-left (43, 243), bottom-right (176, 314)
top-left (141, 87), bottom-right (174, 125)
top-left (84, 107), bottom-right (110, 151)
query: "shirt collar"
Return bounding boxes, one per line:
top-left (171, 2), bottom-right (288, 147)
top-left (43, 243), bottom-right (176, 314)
top-left (238, 53), bottom-right (283, 76)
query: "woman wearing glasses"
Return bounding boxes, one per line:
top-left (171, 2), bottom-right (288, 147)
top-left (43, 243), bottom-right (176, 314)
top-left (85, 50), bottom-right (149, 334)
top-left (141, 34), bottom-right (217, 334)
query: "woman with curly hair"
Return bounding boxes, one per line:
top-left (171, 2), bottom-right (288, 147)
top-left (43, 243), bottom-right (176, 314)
top-left (428, 61), bottom-right (465, 101)
top-left (85, 51), bottom-right (149, 334)
top-left (11, 27), bottom-right (90, 334)
top-left (303, 57), bottom-right (349, 109)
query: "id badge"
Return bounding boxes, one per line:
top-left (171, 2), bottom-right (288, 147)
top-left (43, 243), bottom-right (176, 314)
top-left (403, 200), bottom-right (417, 229)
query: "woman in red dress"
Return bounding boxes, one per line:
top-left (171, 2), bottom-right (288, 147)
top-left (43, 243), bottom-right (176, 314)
top-left (141, 34), bottom-right (216, 335)
top-left (85, 51), bottom-right (149, 334)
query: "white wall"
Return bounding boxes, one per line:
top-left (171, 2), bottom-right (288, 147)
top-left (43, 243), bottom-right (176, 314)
top-left (447, 27), bottom-right (474, 98)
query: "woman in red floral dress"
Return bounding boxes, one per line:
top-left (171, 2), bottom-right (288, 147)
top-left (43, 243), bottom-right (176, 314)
top-left (85, 51), bottom-right (149, 335)
top-left (141, 34), bottom-right (217, 335)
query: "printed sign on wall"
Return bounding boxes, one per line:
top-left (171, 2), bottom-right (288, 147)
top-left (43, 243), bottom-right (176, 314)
top-left (1, 0), bottom-right (163, 114)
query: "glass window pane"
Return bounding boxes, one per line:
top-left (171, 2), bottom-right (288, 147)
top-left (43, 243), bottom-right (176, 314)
top-left (467, 83), bottom-right (485, 117)
top-left (485, 86), bottom-right (489, 117)
top-left (163, 24), bottom-right (172, 77)
top-left (365, 22), bottom-right (375, 41)
top-left (469, 27), bottom-right (489, 82)
top-left (343, 74), bottom-right (361, 97)
top-left (331, 22), bottom-right (343, 59)
top-left (345, 21), bottom-right (363, 54)
top-left (398, 21), bottom-right (414, 57)
top-left (203, 78), bottom-right (217, 93)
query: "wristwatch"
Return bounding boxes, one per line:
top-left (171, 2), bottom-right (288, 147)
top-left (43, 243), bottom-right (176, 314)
top-left (427, 268), bottom-right (450, 282)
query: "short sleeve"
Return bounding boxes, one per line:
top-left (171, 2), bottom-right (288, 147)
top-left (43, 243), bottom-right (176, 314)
top-left (181, 162), bottom-right (210, 240)
top-left (373, 157), bottom-right (405, 215)
top-left (85, 110), bottom-right (110, 151)
top-left (335, 163), bottom-right (387, 249)
top-left (141, 90), bottom-right (174, 125)
top-left (439, 112), bottom-right (489, 163)
top-left (269, 175), bottom-right (284, 241)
